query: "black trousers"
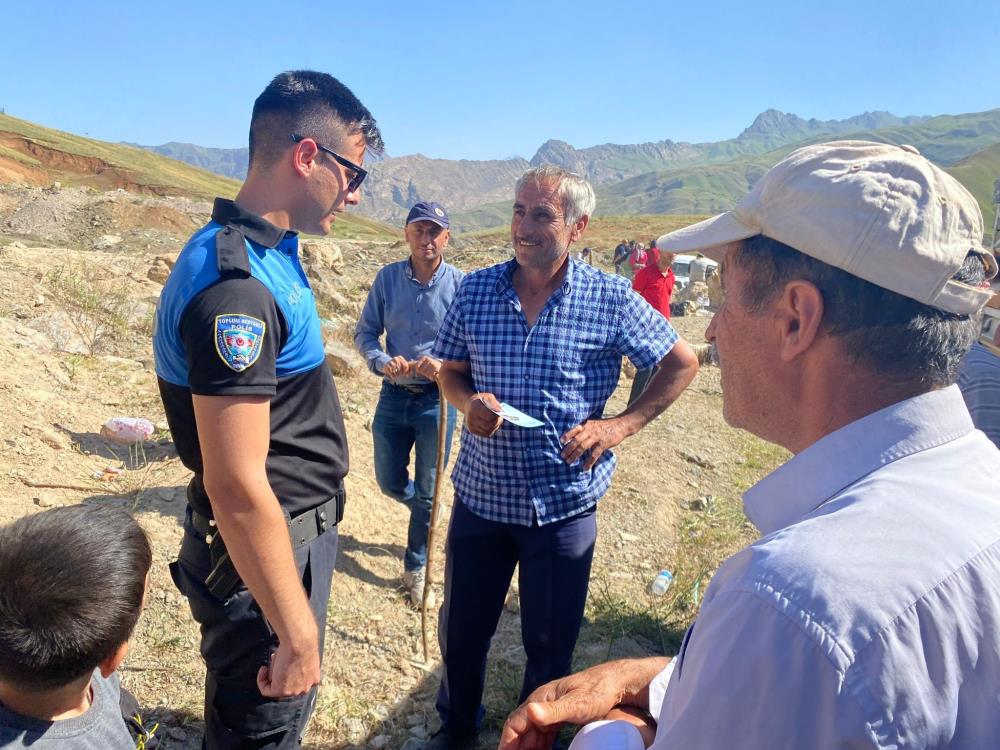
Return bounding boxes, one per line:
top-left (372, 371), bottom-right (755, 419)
top-left (170, 507), bottom-right (339, 750)
top-left (435, 499), bottom-right (598, 736)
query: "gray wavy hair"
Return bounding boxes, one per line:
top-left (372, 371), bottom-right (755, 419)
top-left (515, 165), bottom-right (596, 225)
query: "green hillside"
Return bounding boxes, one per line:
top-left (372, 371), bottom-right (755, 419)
top-left (597, 158), bottom-right (772, 216)
top-left (452, 109), bottom-right (1000, 232)
top-left (0, 113), bottom-right (397, 240)
top-left (595, 110), bottom-right (1000, 228)
top-left (946, 143), bottom-right (1000, 236)
top-left (831, 109), bottom-right (1000, 166)
top-left (0, 112), bottom-right (241, 197)
top-left (450, 200), bottom-right (514, 234)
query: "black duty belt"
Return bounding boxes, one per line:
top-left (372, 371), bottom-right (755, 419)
top-left (191, 489), bottom-right (346, 601)
top-left (387, 380), bottom-right (438, 395)
top-left (190, 489), bottom-right (346, 548)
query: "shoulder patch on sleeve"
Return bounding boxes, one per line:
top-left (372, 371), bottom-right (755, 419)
top-left (214, 314), bottom-right (266, 371)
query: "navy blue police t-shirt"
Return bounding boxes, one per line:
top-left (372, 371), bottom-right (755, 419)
top-left (153, 199), bottom-right (348, 518)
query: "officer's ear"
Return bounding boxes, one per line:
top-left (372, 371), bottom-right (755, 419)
top-left (291, 138), bottom-right (320, 178)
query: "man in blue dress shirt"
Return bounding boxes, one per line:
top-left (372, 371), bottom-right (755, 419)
top-left (354, 201), bottom-right (463, 606)
top-left (500, 142), bottom-right (1000, 750)
top-left (426, 166), bottom-right (700, 749)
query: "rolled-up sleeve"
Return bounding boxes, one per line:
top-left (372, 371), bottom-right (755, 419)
top-left (615, 288), bottom-right (676, 371)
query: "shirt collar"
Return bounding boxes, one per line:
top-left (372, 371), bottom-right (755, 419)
top-left (406, 257), bottom-right (447, 286)
top-left (494, 255), bottom-right (577, 298)
top-left (743, 385), bottom-right (975, 535)
top-left (211, 198), bottom-right (295, 249)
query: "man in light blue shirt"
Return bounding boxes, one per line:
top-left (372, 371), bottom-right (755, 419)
top-left (354, 201), bottom-right (463, 607)
top-left (500, 142), bottom-right (1000, 750)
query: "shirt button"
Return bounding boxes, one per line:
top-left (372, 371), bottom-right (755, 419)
top-left (523, 375), bottom-right (529, 381)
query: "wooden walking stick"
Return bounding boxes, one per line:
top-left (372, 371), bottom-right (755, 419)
top-left (420, 375), bottom-right (449, 664)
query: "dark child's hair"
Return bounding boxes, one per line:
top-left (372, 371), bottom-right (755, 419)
top-left (0, 504), bottom-right (152, 691)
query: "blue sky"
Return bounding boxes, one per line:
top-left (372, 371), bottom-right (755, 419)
top-left (2, 0), bottom-right (997, 161)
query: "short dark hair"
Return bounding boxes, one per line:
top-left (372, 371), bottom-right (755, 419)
top-left (248, 70), bottom-right (384, 169)
top-left (0, 505), bottom-right (152, 691)
top-left (733, 235), bottom-right (986, 387)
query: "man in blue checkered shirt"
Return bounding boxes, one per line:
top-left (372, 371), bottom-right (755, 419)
top-left (426, 166), bottom-right (700, 750)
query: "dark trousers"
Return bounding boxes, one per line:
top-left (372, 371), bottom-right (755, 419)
top-left (170, 508), bottom-right (339, 750)
top-left (436, 499), bottom-right (598, 736)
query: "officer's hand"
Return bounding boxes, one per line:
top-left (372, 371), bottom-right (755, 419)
top-left (257, 637), bottom-right (321, 698)
top-left (560, 419), bottom-right (628, 469)
top-left (413, 355), bottom-right (442, 381)
top-left (383, 356), bottom-right (410, 379)
top-left (465, 393), bottom-right (503, 438)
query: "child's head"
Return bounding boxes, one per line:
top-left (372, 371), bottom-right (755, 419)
top-left (0, 504), bottom-right (152, 692)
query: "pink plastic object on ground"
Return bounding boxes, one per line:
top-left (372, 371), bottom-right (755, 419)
top-left (100, 417), bottom-right (155, 445)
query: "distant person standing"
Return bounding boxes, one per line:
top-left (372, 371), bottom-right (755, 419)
top-left (630, 246), bottom-right (676, 404)
top-left (629, 240), bottom-right (649, 276)
top-left (613, 239), bottom-right (630, 276)
top-left (354, 201), bottom-right (463, 606)
top-left (576, 246), bottom-right (593, 265)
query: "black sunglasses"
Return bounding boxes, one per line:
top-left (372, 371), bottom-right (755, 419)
top-left (290, 134), bottom-right (367, 194)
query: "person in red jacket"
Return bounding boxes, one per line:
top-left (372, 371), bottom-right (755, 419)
top-left (629, 241), bottom-right (649, 275)
top-left (629, 246), bottom-right (676, 404)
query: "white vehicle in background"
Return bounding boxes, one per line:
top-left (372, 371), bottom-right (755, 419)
top-left (671, 254), bottom-right (718, 290)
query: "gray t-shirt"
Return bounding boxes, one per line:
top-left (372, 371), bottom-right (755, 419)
top-left (0, 670), bottom-right (133, 749)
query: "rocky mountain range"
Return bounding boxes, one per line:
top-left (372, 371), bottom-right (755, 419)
top-left (134, 142), bottom-right (249, 179)
top-left (135, 108), bottom-right (1000, 232)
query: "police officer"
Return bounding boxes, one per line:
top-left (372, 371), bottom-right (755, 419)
top-left (153, 70), bottom-right (383, 749)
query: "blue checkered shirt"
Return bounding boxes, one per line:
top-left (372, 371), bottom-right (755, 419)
top-left (432, 258), bottom-right (677, 526)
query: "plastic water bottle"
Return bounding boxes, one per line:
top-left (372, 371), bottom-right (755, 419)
top-left (650, 569), bottom-right (674, 596)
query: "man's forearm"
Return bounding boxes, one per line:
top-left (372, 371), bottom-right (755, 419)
top-left (438, 366), bottom-right (476, 413)
top-left (617, 656), bottom-right (671, 709)
top-left (207, 477), bottom-right (317, 648)
top-left (618, 340), bottom-right (699, 436)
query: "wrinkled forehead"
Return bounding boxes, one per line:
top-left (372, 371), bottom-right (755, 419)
top-left (514, 178), bottom-right (564, 211)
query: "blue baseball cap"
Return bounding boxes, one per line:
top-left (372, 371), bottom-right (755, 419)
top-left (405, 201), bottom-right (450, 229)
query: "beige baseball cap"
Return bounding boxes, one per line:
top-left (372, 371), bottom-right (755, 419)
top-left (657, 140), bottom-right (997, 315)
